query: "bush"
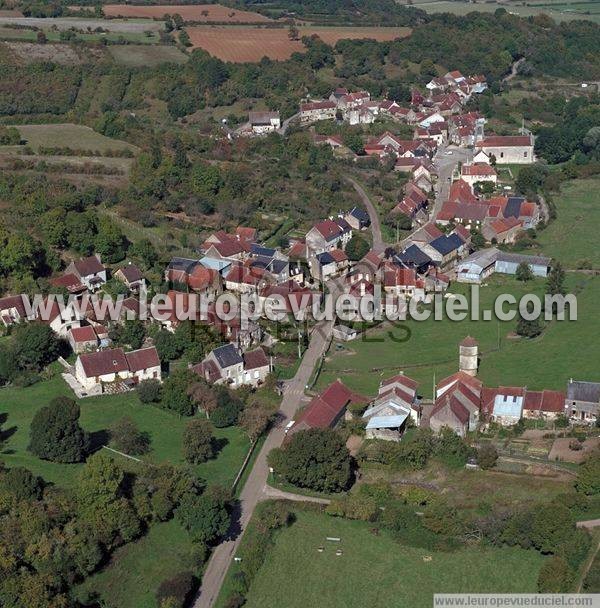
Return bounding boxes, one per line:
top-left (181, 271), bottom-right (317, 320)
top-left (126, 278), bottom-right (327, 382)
top-left (537, 556), bottom-right (573, 593)
top-left (137, 378), bottom-right (162, 403)
top-left (156, 572), bottom-right (196, 608)
top-left (110, 416), bottom-right (151, 455)
top-left (183, 419), bottom-right (215, 464)
top-left (477, 443), bottom-right (498, 470)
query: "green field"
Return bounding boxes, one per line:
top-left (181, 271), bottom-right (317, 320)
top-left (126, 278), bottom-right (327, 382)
top-left (75, 519), bottom-right (198, 608)
top-left (108, 44), bottom-right (188, 67)
top-left (0, 26), bottom-right (161, 44)
top-left (534, 177), bottom-right (600, 269)
top-left (226, 510), bottom-right (545, 608)
top-left (3, 123), bottom-right (138, 154)
top-left (317, 272), bottom-right (600, 398)
top-left (412, 0), bottom-right (600, 23)
top-left (0, 369), bottom-right (250, 488)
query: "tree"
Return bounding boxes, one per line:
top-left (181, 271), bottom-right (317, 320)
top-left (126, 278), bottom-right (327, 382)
top-left (172, 13), bottom-right (184, 29)
top-left (0, 467), bottom-right (43, 502)
top-left (210, 387), bottom-right (243, 428)
top-left (530, 503), bottom-right (574, 554)
top-left (515, 262), bottom-right (534, 282)
top-left (345, 234), bottom-right (370, 262)
top-left (117, 319), bottom-right (146, 350)
top-left (287, 24), bottom-right (299, 41)
top-left (156, 572), bottom-right (196, 608)
top-left (343, 131), bottom-right (364, 155)
top-left (176, 488), bottom-right (230, 545)
top-left (161, 370), bottom-right (196, 416)
top-left (516, 302), bottom-right (544, 338)
top-left (188, 381), bottom-right (218, 418)
top-left (546, 261), bottom-right (565, 296)
top-left (13, 323), bottom-right (63, 371)
top-left (110, 416), bottom-right (151, 455)
top-left (575, 452), bottom-right (600, 495)
top-left (239, 406), bottom-right (270, 442)
top-left (183, 419), bottom-right (215, 464)
top-left (477, 443), bottom-right (498, 470)
top-left (268, 428), bottom-right (352, 493)
top-left (537, 556), bottom-right (573, 592)
top-left (29, 397), bottom-right (89, 463)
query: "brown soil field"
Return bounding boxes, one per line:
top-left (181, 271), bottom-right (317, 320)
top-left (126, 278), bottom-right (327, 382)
top-left (102, 3), bottom-right (272, 22)
top-left (185, 26), bottom-right (411, 62)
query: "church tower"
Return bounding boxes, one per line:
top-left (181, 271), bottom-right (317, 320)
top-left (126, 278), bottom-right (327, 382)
top-left (459, 336), bottom-right (479, 376)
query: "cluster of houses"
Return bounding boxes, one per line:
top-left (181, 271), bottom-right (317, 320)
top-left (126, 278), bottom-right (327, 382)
top-left (286, 337), bottom-right (599, 443)
top-left (299, 71), bottom-right (487, 129)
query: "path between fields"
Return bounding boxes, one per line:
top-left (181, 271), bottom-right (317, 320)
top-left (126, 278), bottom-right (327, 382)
top-left (193, 305), bottom-right (339, 608)
top-left (264, 485), bottom-right (331, 505)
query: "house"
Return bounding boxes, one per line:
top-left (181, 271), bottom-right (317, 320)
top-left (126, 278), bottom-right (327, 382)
top-left (461, 163), bottom-right (498, 187)
top-left (65, 255), bottom-right (107, 292)
top-left (482, 217), bottom-right (522, 244)
top-left (432, 371), bottom-right (483, 434)
top-left (428, 233), bottom-right (466, 268)
top-left (114, 264), bottom-right (145, 293)
top-left (482, 386), bottom-right (526, 426)
top-left (522, 390), bottom-right (566, 420)
top-left (337, 90), bottom-right (370, 110)
top-left (395, 244), bottom-right (434, 274)
top-left (566, 379), bottom-right (600, 423)
top-left (286, 379), bottom-right (366, 437)
top-left (41, 297), bottom-right (83, 336)
top-left (74, 346), bottom-right (161, 394)
top-left (0, 294), bottom-right (34, 327)
top-left (476, 135), bottom-right (534, 164)
top-left (344, 207), bottom-right (371, 231)
top-left (50, 273), bottom-right (87, 296)
top-left (383, 265), bottom-right (426, 300)
top-left (305, 218), bottom-right (352, 257)
top-left (312, 249), bottom-right (348, 281)
top-left (362, 373), bottom-right (420, 440)
top-left (332, 324), bottom-right (358, 342)
top-left (193, 344), bottom-right (271, 388)
top-left (299, 100), bottom-right (337, 123)
top-left (314, 133), bottom-right (344, 149)
top-left (248, 111), bottom-right (281, 134)
top-left (68, 325), bottom-right (98, 354)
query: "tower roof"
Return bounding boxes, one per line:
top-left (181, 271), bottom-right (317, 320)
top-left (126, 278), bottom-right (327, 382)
top-left (460, 336), bottom-right (478, 348)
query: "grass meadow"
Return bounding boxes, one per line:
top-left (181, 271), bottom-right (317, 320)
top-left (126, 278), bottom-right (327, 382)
top-left (219, 510), bottom-right (545, 608)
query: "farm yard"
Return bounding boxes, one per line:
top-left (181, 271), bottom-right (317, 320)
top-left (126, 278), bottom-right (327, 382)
top-left (219, 510), bottom-right (546, 608)
top-left (184, 25), bottom-right (411, 62)
top-left (102, 3), bottom-right (273, 23)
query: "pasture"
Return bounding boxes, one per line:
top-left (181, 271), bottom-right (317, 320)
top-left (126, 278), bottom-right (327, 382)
top-left (4, 123), bottom-right (138, 154)
top-left (227, 510), bottom-right (545, 608)
top-left (103, 3), bottom-right (272, 22)
top-left (184, 25), bottom-right (411, 62)
top-left (412, 0), bottom-right (600, 22)
top-left (317, 273), bottom-right (600, 398)
top-left (108, 43), bottom-right (188, 67)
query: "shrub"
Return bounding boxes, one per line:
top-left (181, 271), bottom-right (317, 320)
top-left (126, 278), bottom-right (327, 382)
top-left (137, 378), bottom-right (162, 403)
top-left (156, 572), bottom-right (196, 608)
top-left (537, 556), bottom-right (573, 593)
top-left (477, 443), bottom-right (498, 469)
top-left (182, 419), bottom-right (215, 464)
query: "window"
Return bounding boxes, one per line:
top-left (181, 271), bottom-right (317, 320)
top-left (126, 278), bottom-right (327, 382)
top-left (524, 151), bottom-right (528, 157)
top-left (500, 152), bottom-right (504, 158)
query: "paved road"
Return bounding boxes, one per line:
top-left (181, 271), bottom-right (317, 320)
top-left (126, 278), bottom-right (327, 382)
top-left (193, 315), bottom-right (336, 608)
top-left (577, 519), bottom-right (600, 530)
top-left (346, 176), bottom-right (386, 253)
top-left (431, 144), bottom-right (472, 220)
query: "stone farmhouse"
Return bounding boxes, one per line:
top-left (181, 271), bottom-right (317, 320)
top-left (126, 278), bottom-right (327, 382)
top-left (476, 134), bottom-right (535, 164)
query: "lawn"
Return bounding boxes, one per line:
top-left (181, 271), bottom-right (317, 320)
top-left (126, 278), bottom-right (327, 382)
top-left (0, 370), bottom-right (250, 488)
top-left (222, 510), bottom-right (546, 608)
top-left (74, 519), bottom-right (198, 608)
top-left (317, 272), bottom-right (600, 398)
top-left (3, 123), bottom-right (138, 155)
top-left (534, 177), bottom-right (600, 269)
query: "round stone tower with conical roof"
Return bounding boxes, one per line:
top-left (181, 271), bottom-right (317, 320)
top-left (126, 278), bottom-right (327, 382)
top-left (459, 336), bottom-right (479, 376)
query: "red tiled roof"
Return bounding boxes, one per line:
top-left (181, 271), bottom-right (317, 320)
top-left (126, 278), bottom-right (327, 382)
top-left (479, 135), bottom-right (532, 148)
top-left (329, 249), bottom-right (348, 263)
top-left (301, 100), bottom-right (336, 112)
top-left (461, 163), bottom-right (497, 176)
top-left (380, 373), bottom-right (419, 393)
top-left (460, 335), bottom-right (478, 347)
top-left (0, 294), bottom-right (28, 317)
top-left (448, 179), bottom-right (479, 205)
top-left (125, 347), bottom-right (160, 372)
top-left (431, 394), bottom-right (470, 424)
top-left (437, 371), bottom-right (483, 395)
top-left (244, 347), bottom-right (269, 370)
top-left (314, 219), bottom-right (345, 240)
top-left (524, 390), bottom-right (565, 414)
top-left (50, 273), bottom-right (86, 293)
top-left (70, 325), bottom-right (97, 343)
top-left (118, 264), bottom-right (143, 283)
top-left (79, 348), bottom-right (128, 377)
top-left (73, 255), bottom-right (104, 277)
top-left (188, 265), bottom-right (217, 291)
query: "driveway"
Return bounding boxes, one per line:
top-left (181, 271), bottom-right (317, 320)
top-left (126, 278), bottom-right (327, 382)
top-left (345, 175), bottom-right (386, 253)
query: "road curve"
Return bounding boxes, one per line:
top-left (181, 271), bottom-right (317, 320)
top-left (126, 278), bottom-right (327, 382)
top-left (345, 176), bottom-right (386, 253)
top-left (193, 318), bottom-right (335, 608)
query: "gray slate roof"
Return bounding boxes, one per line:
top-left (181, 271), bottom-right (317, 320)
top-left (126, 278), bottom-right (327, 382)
top-left (566, 380), bottom-right (600, 403)
top-left (213, 344), bottom-right (243, 369)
